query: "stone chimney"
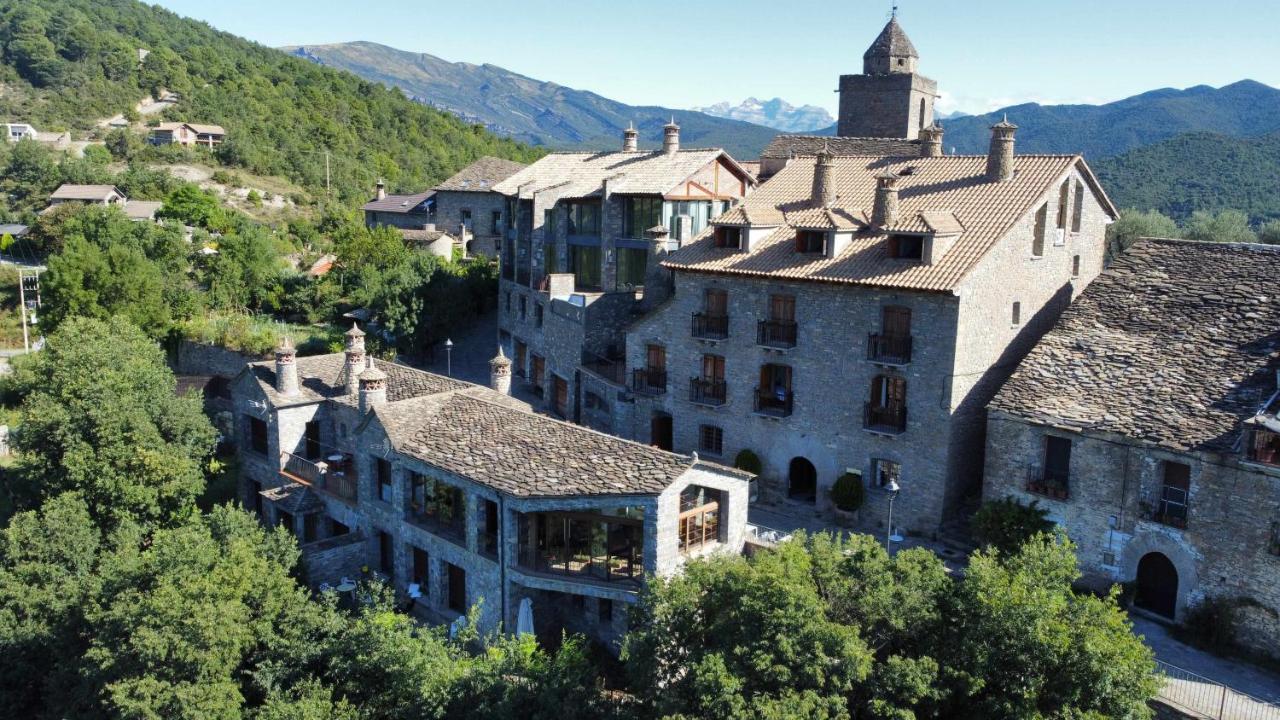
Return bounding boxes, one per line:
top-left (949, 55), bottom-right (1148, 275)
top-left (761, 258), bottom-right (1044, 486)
top-left (919, 124), bottom-right (944, 157)
top-left (489, 346), bottom-right (512, 395)
top-left (358, 364), bottom-right (387, 414)
top-left (872, 170), bottom-right (901, 228)
top-left (811, 147), bottom-right (836, 208)
top-left (274, 337), bottom-right (299, 396)
top-left (662, 117), bottom-right (680, 156)
top-left (986, 117), bottom-right (1018, 182)
top-left (622, 122), bottom-right (639, 152)
top-left (375, 178), bottom-right (386, 201)
top-left (642, 224), bottom-right (674, 307)
top-left (344, 323), bottom-right (366, 396)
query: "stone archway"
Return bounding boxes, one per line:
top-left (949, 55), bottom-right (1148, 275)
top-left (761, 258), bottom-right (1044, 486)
top-left (788, 457), bottom-right (817, 503)
top-left (1135, 552), bottom-right (1179, 619)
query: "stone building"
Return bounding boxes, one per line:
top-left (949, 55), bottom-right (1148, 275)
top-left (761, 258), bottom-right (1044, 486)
top-left (362, 182), bottom-right (436, 230)
top-left (837, 15), bottom-right (937, 139)
top-left (491, 123), bottom-right (755, 431)
top-left (985, 239), bottom-right (1280, 656)
top-left (230, 327), bottom-right (749, 648)
top-left (618, 123), bottom-right (1117, 536)
top-left (433, 156), bottom-right (527, 258)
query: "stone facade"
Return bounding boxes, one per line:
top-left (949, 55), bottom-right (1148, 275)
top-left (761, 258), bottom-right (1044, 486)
top-left (836, 18), bottom-right (937, 140)
top-left (435, 189), bottom-right (507, 258)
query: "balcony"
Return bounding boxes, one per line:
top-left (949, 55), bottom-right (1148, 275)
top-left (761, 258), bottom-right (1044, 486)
top-left (863, 402), bottom-right (907, 434)
top-left (867, 333), bottom-right (913, 365)
top-left (691, 313), bottom-right (729, 340)
top-left (757, 320), bottom-right (798, 349)
top-left (690, 378), bottom-right (727, 407)
top-left (1025, 465), bottom-right (1070, 500)
top-left (754, 386), bottom-right (793, 417)
top-left (1145, 494), bottom-right (1189, 529)
top-left (280, 451), bottom-right (358, 503)
top-left (631, 368), bottom-right (668, 396)
top-left (582, 351), bottom-right (626, 386)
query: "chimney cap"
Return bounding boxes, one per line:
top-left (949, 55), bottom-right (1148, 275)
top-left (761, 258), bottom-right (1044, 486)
top-left (875, 169), bottom-right (900, 181)
top-left (345, 322), bottom-right (365, 338)
top-left (490, 346), bottom-right (511, 367)
top-left (359, 365), bottom-right (387, 382)
top-left (664, 116), bottom-right (679, 130)
top-left (275, 336), bottom-right (295, 353)
top-left (991, 114), bottom-right (1018, 130)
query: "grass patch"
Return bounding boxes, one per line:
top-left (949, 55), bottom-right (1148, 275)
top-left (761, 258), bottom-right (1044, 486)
top-left (178, 312), bottom-right (342, 357)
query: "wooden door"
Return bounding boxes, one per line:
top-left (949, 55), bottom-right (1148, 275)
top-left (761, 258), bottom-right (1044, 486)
top-left (646, 344), bottom-right (666, 371)
top-left (704, 288), bottom-right (728, 316)
top-left (1135, 553), bottom-right (1178, 619)
top-left (883, 306), bottom-right (911, 338)
top-left (702, 354), bottom-right (725, 382)
top-left (304, 421), bottom-right (321, 460)
top-left (769, 294), bottom-right (795, 323)
top-left (447, 563), bottom-right (467, 612)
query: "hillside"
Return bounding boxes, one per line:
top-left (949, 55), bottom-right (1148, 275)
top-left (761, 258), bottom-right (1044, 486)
top-left (281, 41), bottom-right (780, 158)
top-left (1095, 130), bottom-right (1280, 225)
top-left (0, 0), bottom-right (542, 204)
top-left (693, 97), bottom-right (833, 133)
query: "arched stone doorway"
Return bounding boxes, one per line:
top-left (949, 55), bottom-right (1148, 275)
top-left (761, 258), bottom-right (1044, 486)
top-left (788, 457), bottom-right (817, 503)
top-left (1135, 552), bottom-right (1179, 619)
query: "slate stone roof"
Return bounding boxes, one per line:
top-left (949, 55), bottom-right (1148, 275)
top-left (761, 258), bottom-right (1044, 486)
top-left (361, 190), bottom-right (434, 214)
top-left (399, 228), bottom-right (453, 244)
top-left (492, 148), bottom-right (752, 199)
top-left (247, 354), bottom-right (468, 407)
top-left (865, 17), bottom-right (918, 60)
top-left (664, 154), bottom-right (1117, 293)
top-left (260, 482), bottom-right (325, 514)
top-left (760, 135), bottom-right (919, 160)
top-left (434, 156), bottom-right (527, 192)
top-left (123, 200), bottom-right (162, 221)
top-left (50, 184), bottom-right (123, 201)
top-left (991, 239), bottom-right (1280, 453)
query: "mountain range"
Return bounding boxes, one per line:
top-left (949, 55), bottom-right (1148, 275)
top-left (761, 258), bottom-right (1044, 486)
top-left (283, 42), bottom-right (777, 158)
top-left (692, 98), bottom-right (833, 133)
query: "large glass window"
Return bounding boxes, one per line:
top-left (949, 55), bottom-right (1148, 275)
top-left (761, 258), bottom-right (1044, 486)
top-left (678, 485), bottom-right (721, 552)
top-left (617, 247), bottom-right (647, 288)
top-left (406, 472), bottom-right (466, 543)
top-left (623, 196), bottom-right (663, 238)
top-left (518, 509), bottom-right (644, 584)
top-left (566, 201), bottom-right (601, 236)
top-left (569, 244), bottom-right (602, 289)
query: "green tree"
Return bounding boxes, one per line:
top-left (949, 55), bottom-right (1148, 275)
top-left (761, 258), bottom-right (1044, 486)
top-left (4, 317), bottom-right (217, 531)
top-left (198, 223), bottom-right (281, 311)
top-left (158, 183), bottom-right (229, 230)
top-left (970, 496), bottom-right (1055, 555)
top-left (104, 127), bottom-right (141, 159)
top-left (43, 233), bottom-right (173, 335)
top-left (1184, 209), bottom-right (1258, 244)
top-left (1106, 209), bottom-right (1180, 260)
top-left (1259, 220), bottom-right (1280, 245)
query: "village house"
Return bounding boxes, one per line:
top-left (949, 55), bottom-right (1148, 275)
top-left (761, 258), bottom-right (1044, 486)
top-left (3, 122), bottom-right (71, 148)
top-left (490, 122), bottom-right (755, 431)
top-left (148, 121), bottom-right (226, 147)
top-left (613, 18), bottom-right (1117, 537)
top-left (985, 238), bottom-right (1280, 658)
top-left (433, 156), bottom-right (527, 258)
top-left (362, 180), bottom-right (436, 230)
top-left (230, 327), bottom-right (750, 647)
top-left (43, 184), bottom-right (161, 222)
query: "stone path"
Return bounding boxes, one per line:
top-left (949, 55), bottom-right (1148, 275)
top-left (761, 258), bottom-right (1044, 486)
top-left (1133, 616), bottom-right (1280, 717)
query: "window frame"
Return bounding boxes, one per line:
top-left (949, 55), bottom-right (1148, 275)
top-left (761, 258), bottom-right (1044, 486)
top-left (698, 424), bottom-right (724, 456)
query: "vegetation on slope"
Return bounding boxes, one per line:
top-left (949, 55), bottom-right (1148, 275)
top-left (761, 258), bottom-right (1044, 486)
top-left (0, 0), bottom-right (543, 202)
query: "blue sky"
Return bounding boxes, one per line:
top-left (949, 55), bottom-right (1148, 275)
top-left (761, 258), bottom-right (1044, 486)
top-left (151, 0), bottom-right (1280, 116)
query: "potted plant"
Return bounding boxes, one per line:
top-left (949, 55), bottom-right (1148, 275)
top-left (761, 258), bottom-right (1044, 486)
top-left (830, 472), bottom-right (865, 527)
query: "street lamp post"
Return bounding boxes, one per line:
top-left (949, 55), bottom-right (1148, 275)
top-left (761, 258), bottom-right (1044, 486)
top-left (885, 479), bottom-right (901, 555)
top-left (444, 338), bottom-right (454, 377)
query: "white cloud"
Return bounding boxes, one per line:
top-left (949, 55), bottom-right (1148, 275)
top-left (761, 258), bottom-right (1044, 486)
top-left (935, 91), bottom-right (1113, 116)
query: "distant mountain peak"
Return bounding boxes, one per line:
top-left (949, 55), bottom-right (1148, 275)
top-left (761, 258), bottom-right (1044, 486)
top-left (693, 97), bottom-right (834, 133)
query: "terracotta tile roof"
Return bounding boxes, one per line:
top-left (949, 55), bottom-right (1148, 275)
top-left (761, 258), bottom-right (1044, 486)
top-left (884, 209), bottom-right (963, 235)
top-left (362, 190), bottom-right (434, 214)
top-left (380, 392), bottom-right (697, 498)
top-left (665, 154), bottom-right (1114, 293)
top-left (492, 148), bottom-right (752, 199)
top-left (434, 156), bottom-right (527, 192)
top-left (50, 184), bottom-right (123, 201)
top-left (991, 239), bottom-right (1280, 453)
top-left (760, 135), bottom-right (919, 160)
top-left (785, 206), bottom-right (867, 231)
top-left (714, 205), bottom-right (784, 226)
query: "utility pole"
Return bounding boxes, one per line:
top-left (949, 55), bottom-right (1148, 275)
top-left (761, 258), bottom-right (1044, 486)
top-left (17, 270), bottom-right (40, 354)
top-left (17, 270), bottom-right (28, 354)
top-left (325, 150), bottom-right (331, 197)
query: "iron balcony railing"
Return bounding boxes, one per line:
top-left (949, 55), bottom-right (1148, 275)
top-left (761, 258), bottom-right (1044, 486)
top-left (691, 312), bottom-right (729, 340)
top-left (757, 320), bottom-right (798, 348)
top-left (280, 451), bottom-right (358, 502)
top-left (631, 368), bottom-right (668, 395)
top-left (1025, 464), bottom-right (1070, 499)
top-left (690, 378), bottom-right (727, 406)
top-left (754, 386), bottom-right (794, 417)
top-left (863, 402), bottom-right (907, 434)
top-left (581, 351), bottom-right (626, 386)
top-left (867, 333), bottom-right (913, 364)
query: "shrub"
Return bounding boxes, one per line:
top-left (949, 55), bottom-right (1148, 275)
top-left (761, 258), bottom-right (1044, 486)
top-left (971, 496), bottom-right (1054, 555)
top-left (831, 472), bottom-right (865, 512)
top-left (734, 449), bottom-right (762, 475)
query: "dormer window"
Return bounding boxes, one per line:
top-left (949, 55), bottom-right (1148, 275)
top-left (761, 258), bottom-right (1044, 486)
top-left (714, 226), bottom-right (743, 249)
top-left (796, 230), bottom-right (825, 254)
top-left (888, 234), bottom-right (923, 260)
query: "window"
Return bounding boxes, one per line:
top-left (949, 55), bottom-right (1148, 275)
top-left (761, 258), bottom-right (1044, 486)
top-left (246, 416), bottom-right (268, 455)
top-left (623, 196), bottom-right (663, 238)
top-left (888, 234), bottom-right (923, 260)
top-left (756, 363), bottom-right (793, 416)
top-left (480, 499), bottom-right (499, 556)
top-left (530, 355), bottom-right (545, 391)
top-left (694, 289), bottom-right (729, 339)
top-left (379, 530), bottom-right (395, 579)
top-left (1251, 429), bottom-right (1280, 465)
top-left (1072, 255), bottom-right (1081, 277)
top-left (1072, 179), bottom-right (1085, 232)
top-left (518, 509), bottom-right (644, 582)
top-left (447, 563), bottom-right (467, 613)
top-left (460, 209), bottom-right (472, 229)
top-left (543, 243), bottom-right (557, 274)
top-left (1156, 461), bottom-right (1190, 527)
top-left (407, 472), bottom-right (466, 542)
top-left (518, 295), bottom-right (527, 321)
top-left (491, 210), bottom-right (502, 235)
top-left (410, 546), bottom-right (429, 595)
top-left (1032, 203), bottom-right (1048, 256)
top-left (277, 510), bottom-right (295, 535)
top-left (678, 485), bottom-right (721, 552)
top-left (534, 303), bottom-right (544, 328)
top-left (702, 354), bottom-right (725, 383)
top-left (617, 247), bottom-right (648, 288)
top-left (919, 98), bottom-right (926, 130)
top-left (598, 598), bottom-right (614, 623)
top-left (692, 354), bottom-right (726, 405)
top-left (514, 340), bottom-right (527, 378)
top-left (760, 294), bottom-right (797, 348)
top-left (699, 424), bottom-right (724, 455)
top-left (566, 201), bottom-right (601, 235)
top-left (769, 294), bottom-right (795, 323)
top-left (1011, 301), bottom-right (1022, 326)
top-left (796, 230), bottom-right (825, 254)
top-left (553, 375), bottom-right (569, 418)
top-left (303, 421), bottom-right (321, 460)
top-left (1042, 436), bottom-right (1072, 488)
top-left (866, 375), bottom-right (907, 432)
top-left (647, 344), bottom-right (666, 372)
top-left (1056, 179), bottom-right (1070, 230)
top-left (569, 244), bottom-right (602, 289)
top-left (377, 458), bottom-right (393, 502)
top-left (872, 459), bottom-right (901, 488)
top-left (714, 226), bottom-right (742, 249)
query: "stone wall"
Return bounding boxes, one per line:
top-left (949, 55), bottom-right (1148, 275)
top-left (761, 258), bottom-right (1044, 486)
top-left (364, 209), bottom-right (433, 230)
top-left (435, 189), bottom-right (506, 258)
top-left (300, 532), bottom-right (368, 587)
top-left (837, 72), bottom-right (936, 139)
top-left (174, 339), bottom-right (263, 378)
top-left (984, 412), bottom-right (1280, 657)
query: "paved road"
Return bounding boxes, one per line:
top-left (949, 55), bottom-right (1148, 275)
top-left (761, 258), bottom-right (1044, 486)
top-left (1134, 616), bottom-right (1280, 706)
